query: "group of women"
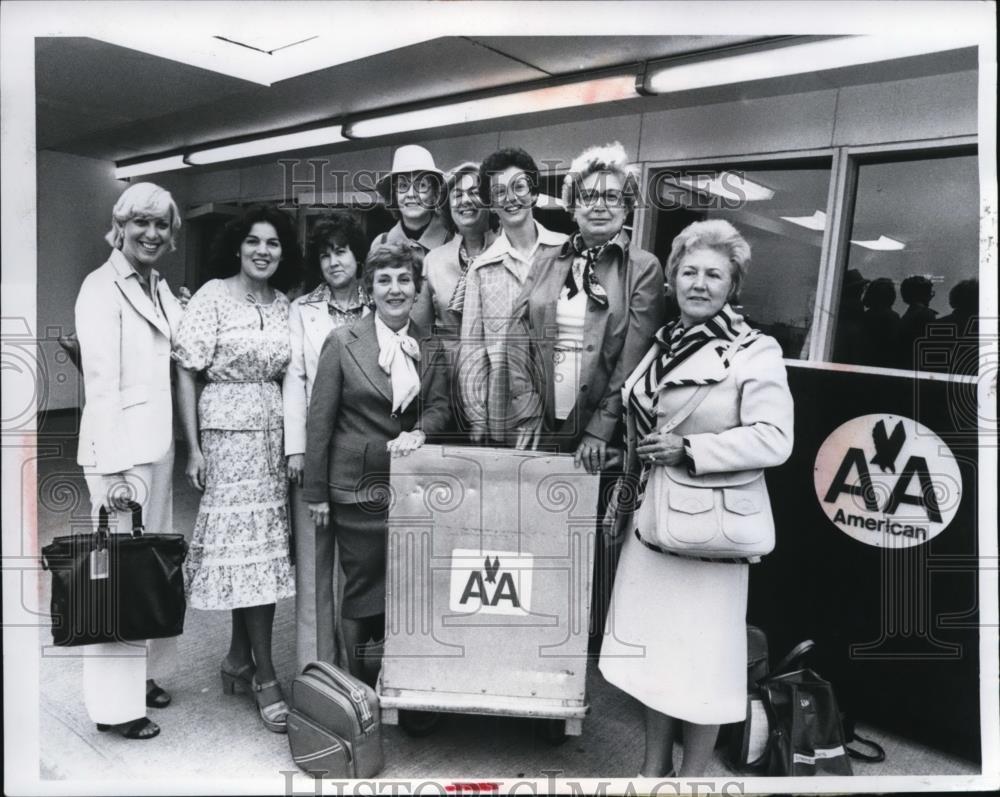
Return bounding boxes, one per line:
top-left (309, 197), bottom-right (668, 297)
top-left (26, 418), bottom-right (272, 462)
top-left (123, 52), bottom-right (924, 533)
top-left (73, 140), bottom-right (794, 777)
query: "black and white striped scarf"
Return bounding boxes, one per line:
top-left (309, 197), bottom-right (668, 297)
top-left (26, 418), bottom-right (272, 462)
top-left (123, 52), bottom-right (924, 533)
top-left (631, 304), bottom-right (759, 499)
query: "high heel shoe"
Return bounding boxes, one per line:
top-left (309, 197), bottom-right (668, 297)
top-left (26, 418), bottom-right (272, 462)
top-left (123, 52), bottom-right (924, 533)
top-left (220, 661), bottom-right (255, 695)
top-left (252, 677), bottom-right (289, 734)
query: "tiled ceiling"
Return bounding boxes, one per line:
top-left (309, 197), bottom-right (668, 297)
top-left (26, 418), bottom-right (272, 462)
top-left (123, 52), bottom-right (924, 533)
top-left (35, 35), bottom-right (767, 161)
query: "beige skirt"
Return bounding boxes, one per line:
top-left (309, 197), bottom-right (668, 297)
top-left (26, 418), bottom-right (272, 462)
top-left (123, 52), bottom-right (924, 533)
top-left (599, 528), bottom-right (749, 725)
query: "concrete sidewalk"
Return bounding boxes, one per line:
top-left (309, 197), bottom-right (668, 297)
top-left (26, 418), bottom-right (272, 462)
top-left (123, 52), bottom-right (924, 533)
top-left (34, 416), bottom-right (980, 786)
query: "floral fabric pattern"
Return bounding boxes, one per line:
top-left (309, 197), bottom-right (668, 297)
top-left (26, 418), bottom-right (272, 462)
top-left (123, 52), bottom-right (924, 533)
top-left (172, 278), bottom-right (295, 610)
top-left (172, 279), bottom-right (291, 430)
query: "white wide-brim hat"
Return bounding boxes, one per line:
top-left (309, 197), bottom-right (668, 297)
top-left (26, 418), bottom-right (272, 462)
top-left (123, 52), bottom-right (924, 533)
top-left (377, 144), bottom-right (445, 201)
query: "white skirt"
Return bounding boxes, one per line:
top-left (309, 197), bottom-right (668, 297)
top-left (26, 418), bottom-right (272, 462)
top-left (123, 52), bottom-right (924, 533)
top-left (599, 528), bottom-right (749, 725)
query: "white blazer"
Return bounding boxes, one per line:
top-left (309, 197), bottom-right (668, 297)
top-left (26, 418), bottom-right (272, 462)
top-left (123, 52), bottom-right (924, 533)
top-left (282, 288), bottom-right (370, 456)
top-left (75, 249), bottom-right (184, 474)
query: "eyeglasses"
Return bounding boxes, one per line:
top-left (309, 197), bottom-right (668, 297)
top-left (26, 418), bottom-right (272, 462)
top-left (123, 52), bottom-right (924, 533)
top-left (396, 174), bottom-right (436, 196)
top-left (489, 175), bottom-right (534, 203)
top-left (578, 189), bottom-right (626, 208)
top-left (449, 187), bottom-right (481, 204)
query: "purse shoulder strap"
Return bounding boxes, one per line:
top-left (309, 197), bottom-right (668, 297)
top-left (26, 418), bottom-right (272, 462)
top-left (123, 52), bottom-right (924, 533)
top-left (658, 329), bottom-right (752, 434)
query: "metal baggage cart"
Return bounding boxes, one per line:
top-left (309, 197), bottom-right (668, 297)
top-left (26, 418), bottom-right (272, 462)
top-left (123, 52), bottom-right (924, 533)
top-left (378, 445), bottom-right (600, 738)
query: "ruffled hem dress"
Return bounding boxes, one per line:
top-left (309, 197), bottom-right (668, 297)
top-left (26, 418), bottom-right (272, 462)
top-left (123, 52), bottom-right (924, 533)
top-left (172, 279), bottom-right (296, 610)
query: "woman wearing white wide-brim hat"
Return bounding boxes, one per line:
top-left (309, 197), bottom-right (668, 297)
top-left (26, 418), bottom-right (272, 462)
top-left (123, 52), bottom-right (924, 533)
top-left (372, 144), bottom-right (452, 267)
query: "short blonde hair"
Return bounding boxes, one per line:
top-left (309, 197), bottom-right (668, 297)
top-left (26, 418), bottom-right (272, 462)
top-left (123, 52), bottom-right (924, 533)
top-left (561, 141), bottom-right (639, 212)
top-left (665, 219), bottom-right (750, 301)
top-left (104, 182), bottom-right (181, 250)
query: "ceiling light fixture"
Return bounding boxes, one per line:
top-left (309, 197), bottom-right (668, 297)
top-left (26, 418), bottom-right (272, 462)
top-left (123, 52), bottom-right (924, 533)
top-left (185, 124), bottom-right (346, 165)
top-left (851, 235), bottom-right (906, 251)
top-left (642, 34), bottom-right (980, 94)
top-left (114, 154), bottom-right (189, 180)
top-left (781, 210), bottom-right (827, 231)
top-left (345, 75), bottom-right (638, 139)
top-left (668, 173), bottom-right (775, 203)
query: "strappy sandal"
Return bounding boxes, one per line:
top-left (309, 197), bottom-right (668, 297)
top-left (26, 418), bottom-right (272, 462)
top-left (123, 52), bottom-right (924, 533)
top-left (96, 717), bottom-right (160, 740)
top-left (220, 661), bottom-right (256, 695)
top-left (145, 681), bottom-right (171, 709)
top-left (252, 677), bottom-right (289, 734)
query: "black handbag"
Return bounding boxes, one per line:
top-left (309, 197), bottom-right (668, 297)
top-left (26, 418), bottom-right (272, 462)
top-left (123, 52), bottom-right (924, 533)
top-left (725, 632), bottom-right (885, 776)
top-left (40, 501), bottom-right (188, 646)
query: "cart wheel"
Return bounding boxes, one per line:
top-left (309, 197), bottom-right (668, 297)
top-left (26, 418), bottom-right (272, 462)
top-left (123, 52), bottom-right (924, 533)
top-left (536, 718), bottom-right (568, 746)
top-left (399, 710), bottom-right (445, 737)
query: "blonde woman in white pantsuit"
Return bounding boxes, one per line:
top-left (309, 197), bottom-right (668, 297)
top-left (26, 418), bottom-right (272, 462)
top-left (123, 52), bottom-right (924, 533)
top-left (74, 182), bottom-right (185, 740)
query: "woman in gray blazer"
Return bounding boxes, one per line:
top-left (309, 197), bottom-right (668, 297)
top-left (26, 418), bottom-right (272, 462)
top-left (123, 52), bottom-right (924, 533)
top-left (303, 243), bottom-right (451, 681)
top-left (74, 182), bottom-right (185, 740)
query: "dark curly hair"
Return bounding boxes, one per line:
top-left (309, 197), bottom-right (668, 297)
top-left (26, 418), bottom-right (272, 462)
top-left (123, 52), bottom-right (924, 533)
top-left (304, 212), bottom-right (369, 291)
top-left (478, 147), bottom-right (540, 206)
top-left (362, 242), bottom-right (423, 295)
top-left (209, 205), bottom-right (301, 293)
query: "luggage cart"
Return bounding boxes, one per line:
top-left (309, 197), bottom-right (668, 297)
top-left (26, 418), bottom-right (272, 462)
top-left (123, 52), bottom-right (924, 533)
top-left (377, 445), bottom-right (600, 740)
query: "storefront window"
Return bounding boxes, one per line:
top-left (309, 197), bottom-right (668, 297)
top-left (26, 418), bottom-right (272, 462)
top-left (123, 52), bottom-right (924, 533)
top-left (832, 151), bottom-right (979, 375)
top-left (649, 161), bottom-right (832, 358)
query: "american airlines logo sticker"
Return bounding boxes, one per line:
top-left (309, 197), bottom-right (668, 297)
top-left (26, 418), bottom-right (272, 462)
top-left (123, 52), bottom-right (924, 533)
top-left (449, 549), bottom-right (533, 616)
top-left (813, 414), bottom-right (961, 548)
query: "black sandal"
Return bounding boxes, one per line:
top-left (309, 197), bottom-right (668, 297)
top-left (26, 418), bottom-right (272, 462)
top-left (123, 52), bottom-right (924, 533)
top-left (146, 683), bottom-right (171, 709)
top-left (96, 717), bottom-right (160, 740)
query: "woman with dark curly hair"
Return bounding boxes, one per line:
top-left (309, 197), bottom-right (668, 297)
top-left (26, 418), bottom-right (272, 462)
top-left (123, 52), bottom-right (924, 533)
top-left (283, 212), bottom-right (371, 671)
top-left (173, 205), bottom-right (301, 734)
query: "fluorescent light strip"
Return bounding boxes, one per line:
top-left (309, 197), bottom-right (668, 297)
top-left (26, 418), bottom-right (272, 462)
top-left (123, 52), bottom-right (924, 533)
top-left (852, 235), bottom-right (906, 251)
top-left (186, 125), bottom-right (345, 165)
top-left (781, 210), bottom-right (827, 231)
top-left (347, 75), bottom-right (638, 139)
top-left (114, 155), bottom-right (189, 180)
top-left (645, 34), bottom-right (979, 93)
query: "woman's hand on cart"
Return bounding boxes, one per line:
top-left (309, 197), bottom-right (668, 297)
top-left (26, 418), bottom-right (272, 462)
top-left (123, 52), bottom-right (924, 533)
top-left (636, 430), bottom-right (686, 467)
top-left (286, 453), bottom-right (305, 487)
top-left (387, 430), bottom-right (426, 458)
top-left (513, 418), bottom-right (542, 451)
top-left (309, 501), bottom-right (330, 529)
top-left (574, 433), bottom-right (611, 473)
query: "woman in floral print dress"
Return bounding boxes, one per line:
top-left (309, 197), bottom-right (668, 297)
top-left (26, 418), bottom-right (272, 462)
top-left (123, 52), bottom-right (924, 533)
top-left (173, 205), bottom-right (301, 734)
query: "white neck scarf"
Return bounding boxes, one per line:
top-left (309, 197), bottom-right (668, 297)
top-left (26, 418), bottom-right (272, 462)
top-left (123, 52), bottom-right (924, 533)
top-left (375, 314), bottom-right (421, 414)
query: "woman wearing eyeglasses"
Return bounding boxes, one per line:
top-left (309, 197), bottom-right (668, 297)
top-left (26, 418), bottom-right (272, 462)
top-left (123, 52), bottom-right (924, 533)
top-left (504, 142), bottom-right (666, 662)
top-left (458, 147), bottom-right (567, 445)
top-left (373, 145), bottom-right (451, 269)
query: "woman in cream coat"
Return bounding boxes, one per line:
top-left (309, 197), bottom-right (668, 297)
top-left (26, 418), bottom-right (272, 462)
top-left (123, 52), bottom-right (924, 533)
top-left (599, 220), bottom-right (793, 776)
top-left (74, 182), bottom-right (185, 740)
top-left (283, 212), bottom-right (370, 670)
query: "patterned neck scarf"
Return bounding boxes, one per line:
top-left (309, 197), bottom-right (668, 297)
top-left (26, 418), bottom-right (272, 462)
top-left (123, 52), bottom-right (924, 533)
top-left (563, 233), bottom-right (610, 307)
top-left (447, 241), bottom-right (474, 315)
top-left (631, 304), bottom-right (758, 502)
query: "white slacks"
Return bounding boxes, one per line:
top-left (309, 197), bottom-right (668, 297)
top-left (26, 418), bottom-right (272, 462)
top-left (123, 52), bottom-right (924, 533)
top-left (81, 447), bottom-right (177, 724)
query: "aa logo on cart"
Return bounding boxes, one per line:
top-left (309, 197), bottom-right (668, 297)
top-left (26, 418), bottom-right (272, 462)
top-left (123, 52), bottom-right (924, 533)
top-left (449, 549), bottom-right (533, 616)
top-left (813, 414), bottom-right (961, 548)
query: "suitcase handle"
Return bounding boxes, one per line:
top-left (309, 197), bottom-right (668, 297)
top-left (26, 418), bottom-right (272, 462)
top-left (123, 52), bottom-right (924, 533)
top-left (96, 501), bottom-right (145, 539)
top-left (303, 661), bottom-right (376, 733)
